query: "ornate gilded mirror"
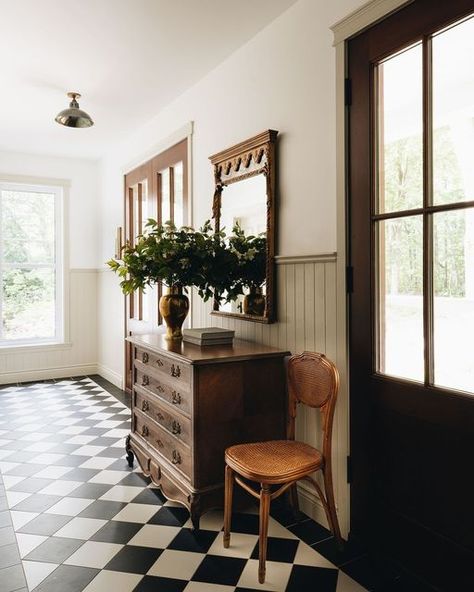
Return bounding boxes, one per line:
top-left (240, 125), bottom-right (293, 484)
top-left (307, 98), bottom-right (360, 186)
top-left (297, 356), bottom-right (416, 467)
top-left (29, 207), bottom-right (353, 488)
top-left (209, 129), bottom-right (278, 323)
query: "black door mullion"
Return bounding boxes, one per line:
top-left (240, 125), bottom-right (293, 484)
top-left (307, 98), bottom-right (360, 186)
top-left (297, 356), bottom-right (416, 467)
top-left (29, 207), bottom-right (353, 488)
top-left (422, 35), bottom-right (435, 386)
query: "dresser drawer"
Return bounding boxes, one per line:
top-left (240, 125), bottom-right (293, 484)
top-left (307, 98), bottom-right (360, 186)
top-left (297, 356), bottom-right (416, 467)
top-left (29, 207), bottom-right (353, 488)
top-left (134, 410), bottom-right (191, 479)
top-left (135, 364), bottom-right (192, 416)
top-left (135, 347), bottom-right (191, 387)
top-left (134, 388), bottom-right (192, 445)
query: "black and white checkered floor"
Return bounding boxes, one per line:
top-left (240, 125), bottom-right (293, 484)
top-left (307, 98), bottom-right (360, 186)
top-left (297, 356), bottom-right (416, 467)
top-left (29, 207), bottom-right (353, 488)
top-left (0, 377), bottom-right (368, 592)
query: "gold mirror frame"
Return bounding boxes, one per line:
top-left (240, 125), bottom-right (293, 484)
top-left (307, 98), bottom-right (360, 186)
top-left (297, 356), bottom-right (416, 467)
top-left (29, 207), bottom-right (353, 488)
top-left (209, 129), bottom-right (278, 323)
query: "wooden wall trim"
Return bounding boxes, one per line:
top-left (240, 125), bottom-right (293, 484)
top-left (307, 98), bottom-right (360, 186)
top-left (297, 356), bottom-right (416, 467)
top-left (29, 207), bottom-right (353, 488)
top-left (331, 0), bottom-right (413, 44)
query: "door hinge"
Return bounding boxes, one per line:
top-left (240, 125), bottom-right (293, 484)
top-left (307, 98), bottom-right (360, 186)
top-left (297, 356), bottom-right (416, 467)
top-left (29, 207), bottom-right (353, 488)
top-left (345, 78), bottom-right (352, 106)
top-left (346, 455), bottom-right (353, 484)
top-left (346, 266), bottom-right (354, 294)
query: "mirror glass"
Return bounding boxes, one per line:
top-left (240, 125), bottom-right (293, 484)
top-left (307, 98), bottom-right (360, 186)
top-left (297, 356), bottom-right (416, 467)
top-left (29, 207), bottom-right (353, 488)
top-left (219, 173), bottom-right (267, 315)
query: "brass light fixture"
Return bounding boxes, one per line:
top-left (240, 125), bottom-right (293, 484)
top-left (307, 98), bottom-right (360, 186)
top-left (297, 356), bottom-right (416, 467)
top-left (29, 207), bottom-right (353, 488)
top-left (55, 92), bottom-right (94, 128)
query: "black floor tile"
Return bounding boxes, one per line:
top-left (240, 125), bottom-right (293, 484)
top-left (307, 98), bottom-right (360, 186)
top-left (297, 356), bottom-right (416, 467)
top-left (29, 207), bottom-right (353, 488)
top-left (24, 536), bottom-right (84, 563)
top-left (52, 455), bottom-right (90, 467)
top-left (230, 512), bottom-right (260, 535)
top-left (250, 536), bottom-right (299, 563)
top-left (68, 483), bottom-right (113, 499)
top-left (17, 513), bottom-right (72, 536)
top-left (78, 500), bottom-right (127, 520)
top-left (313, 535), bottom-right (366, 567)
top-left (341, 554), bottom-right (400, 591)
top-left (132, 575), bottom-right (187, 592)
top-left (61, 468), bottom-right (101, 482)
top-left (130, 487), bottom-right (166, 505)
top-left (118, 473), bottom-right (152, 488)
top-left (104, 545), bottom-right (163, 574)
top-left (192, 554), bottom-right (247, 586)
top-left (148, 506), bottom-right (190, 527)
top-left (8, 477), bottom-right (55, 493)
top-left (286, 564), bottom-right (339, 592)
top-left (107, 458), bottom-right (134, 471)
top-left (3, 463), bottom-right (45, 477)
top-left (288, 518), bottom-right (332, 545)
top-left (96, 447), bottom-right (127, 458)
top-left (90, 520), bottom-right (143, 544)
top-left (13, 493), bottom-right (62, 512)
top-left (0, 563), bottom-right (27, 592)
top-left (168, 528), bottom-right (218, 554)
top-left (0, 510), bottom-right (12, 528)
top-left (34, 564), bottom-right (99, 592)
top-left (270, 501), bottom-right (307, 527)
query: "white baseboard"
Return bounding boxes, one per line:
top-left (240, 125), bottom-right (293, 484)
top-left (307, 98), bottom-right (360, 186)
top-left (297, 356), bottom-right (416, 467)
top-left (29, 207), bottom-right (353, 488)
top-left (296, 482), bottom-right (330, 531)
top-left (97, 364), bottom-right (123, 389)
top-left (0, 364), bottom-right (98, 385)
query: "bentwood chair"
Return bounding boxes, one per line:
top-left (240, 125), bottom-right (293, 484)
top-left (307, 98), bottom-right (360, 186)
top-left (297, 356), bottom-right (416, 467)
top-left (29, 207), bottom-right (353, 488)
top-left (223, 351), bottom-right (343, 584)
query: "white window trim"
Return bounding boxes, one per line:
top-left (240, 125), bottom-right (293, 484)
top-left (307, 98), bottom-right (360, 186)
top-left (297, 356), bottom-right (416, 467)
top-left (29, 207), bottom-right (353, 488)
top-left (0, 176), bottom-right (70, 349)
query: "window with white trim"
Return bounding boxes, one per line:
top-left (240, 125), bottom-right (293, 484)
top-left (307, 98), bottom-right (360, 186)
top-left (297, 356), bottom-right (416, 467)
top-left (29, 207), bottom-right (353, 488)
top-left (0, 181), bottom-right (64, 345)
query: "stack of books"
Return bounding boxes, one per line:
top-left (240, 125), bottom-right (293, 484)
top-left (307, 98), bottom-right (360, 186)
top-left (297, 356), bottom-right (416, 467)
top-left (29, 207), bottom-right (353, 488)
top-left (183, 327), bottom-right (235, 346)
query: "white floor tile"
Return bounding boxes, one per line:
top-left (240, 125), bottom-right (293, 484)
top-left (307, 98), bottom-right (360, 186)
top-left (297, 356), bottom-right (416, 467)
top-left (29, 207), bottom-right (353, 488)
top-left (184, 583), bottom-right (234, 592)
top-left (88, 470), bottom-right (130, 485)
top-left (16, 533), bottom-right (48, 558)
top-left (94, 420), bottom-right (123, 428)
top-left (53, 517), bottom-right (108, 540)
top-left (128, 524), bottom-right (180, 548)
top-left (183, 510), bottom-right (224, 532)
top-left (237, 559), bottom-right (293, 591)
top-left (34, 465), bottom-right (74, 479)
top-left (267, 517), bottom-right (298, 539)
top-left (59, 426), bottom-right (88, 435)
top-left (23, 560), bottom-right (58, 590)
top-left (102, 429), bottom-right (130, 438)
top-left (23, 441), bottom-right (57, 452)
top-left (2, 475), bottom-right (26, 489)
top-left (38, 480), bottom-right (83, 496)
top-left (293, 541), bottom-right (336, 568)
top-left (64, 540), bottom-right (123, 569)
top-left (111, 503), bottom-right (159, 523)
top-left (207, 532), bottom-right (259, 559)
top-left (6, 490), bottom-right (32, 508)
top-left (10, 510), bottom-right (39, 530)
top-left (79, 456), bottom-right (117, 470)
top-left (336, 571), bottom-right (368, 591)
top-left (45, 497), bottom-right (95, 516)
top-left (99, 486), bottom-right (144, 502)
top-left (148, 549), bottom-right (205, 580)
top-left (29, 452), bottom-right (66, 465)
top-left (82, 570), bottom-right (142, 592)
top-left (65, 435), bottom-right (97, 445)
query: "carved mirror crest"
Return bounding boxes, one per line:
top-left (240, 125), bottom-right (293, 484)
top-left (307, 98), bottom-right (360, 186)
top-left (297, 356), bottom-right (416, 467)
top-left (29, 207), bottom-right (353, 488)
top-left (209, 129), bottom-right (278, 323)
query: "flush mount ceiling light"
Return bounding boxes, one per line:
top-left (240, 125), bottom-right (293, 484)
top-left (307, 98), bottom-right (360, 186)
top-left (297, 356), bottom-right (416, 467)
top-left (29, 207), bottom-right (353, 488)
top-left (55, 92), bottom-right (94, 128)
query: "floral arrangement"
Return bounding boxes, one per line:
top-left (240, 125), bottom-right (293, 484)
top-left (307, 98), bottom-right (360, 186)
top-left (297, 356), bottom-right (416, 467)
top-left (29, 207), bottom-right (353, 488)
top-left (228, 223), bottom-right (267, 292)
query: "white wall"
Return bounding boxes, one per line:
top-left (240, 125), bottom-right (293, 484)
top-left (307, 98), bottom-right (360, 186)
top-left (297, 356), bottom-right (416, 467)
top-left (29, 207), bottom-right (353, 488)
top-left (0, 151), bottom-right (100, 381)
top-left (97, 0), bottom-right (367, 536)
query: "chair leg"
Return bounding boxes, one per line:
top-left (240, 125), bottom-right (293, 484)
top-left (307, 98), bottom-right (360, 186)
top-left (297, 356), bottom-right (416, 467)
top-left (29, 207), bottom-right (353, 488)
top-left (288, 482), bottom-right (300, 516)
top-left (258, 483), bottom-right (271, 584)
top-left (223, 465), bottom-right (234, 548)
top-left (323, 468), bottom-right (343, 548)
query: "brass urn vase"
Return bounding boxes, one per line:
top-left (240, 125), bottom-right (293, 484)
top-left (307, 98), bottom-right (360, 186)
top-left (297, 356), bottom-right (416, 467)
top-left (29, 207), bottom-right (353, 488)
top-left (243, 286), bottom-right (265, 316)
top-left (159, 285), bottom-right (189, 340)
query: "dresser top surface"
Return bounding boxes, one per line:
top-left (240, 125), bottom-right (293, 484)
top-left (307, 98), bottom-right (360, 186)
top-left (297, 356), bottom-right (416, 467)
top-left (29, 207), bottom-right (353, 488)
top-left (127, 333), bottom-right (290, 364)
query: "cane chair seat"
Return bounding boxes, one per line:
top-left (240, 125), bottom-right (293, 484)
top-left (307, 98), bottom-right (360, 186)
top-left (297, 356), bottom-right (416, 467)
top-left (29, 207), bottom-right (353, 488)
top-left (226, 440), bottom-right (323, 484)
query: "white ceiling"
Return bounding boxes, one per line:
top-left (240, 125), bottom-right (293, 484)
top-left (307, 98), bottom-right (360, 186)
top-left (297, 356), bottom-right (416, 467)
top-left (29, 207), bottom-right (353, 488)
top-left (0, 0), bottom-right (297, 159)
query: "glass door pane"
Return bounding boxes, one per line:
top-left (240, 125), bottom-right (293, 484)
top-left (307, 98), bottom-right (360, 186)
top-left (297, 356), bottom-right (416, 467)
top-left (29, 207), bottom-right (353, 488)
top-left (377, 216), bottom-right (424, 381)
top-left (434, 208), bottom-right (474, 392)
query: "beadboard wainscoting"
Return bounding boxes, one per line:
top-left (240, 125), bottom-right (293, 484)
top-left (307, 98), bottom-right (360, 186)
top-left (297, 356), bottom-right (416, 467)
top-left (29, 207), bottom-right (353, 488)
top-left (0, 269), bottom-right (98, 384)
top-left (192, 252), bottom-right (349, 537)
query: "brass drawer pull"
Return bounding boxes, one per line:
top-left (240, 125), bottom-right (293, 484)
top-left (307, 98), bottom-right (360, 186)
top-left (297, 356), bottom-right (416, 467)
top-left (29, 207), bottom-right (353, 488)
top-left (156, 439), bottom-right (164, 448)
top-left (142, 375), bottom-right (150, 386)
top-left (171, 391), bottom-right (181, 405)
top-left (157, 412), bottom-right (165, 421)
top-left (142, 352), bottom-right (149, 364)
top-left (141, 400), bottom-right (149, 412)
top-left (171, 364), bottom-right (181, 378)
top-left (155, 358), bottom-right (164, 367)
top-left (171, 420), bottom-right (181, 435)
top-left (172, 450), bottom-right (182, 465)
top-left (141, 425), bottom-right (149, 437)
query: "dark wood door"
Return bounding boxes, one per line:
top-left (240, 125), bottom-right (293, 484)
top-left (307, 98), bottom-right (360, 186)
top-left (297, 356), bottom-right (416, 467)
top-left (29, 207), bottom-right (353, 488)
top-left (348, 1), bottom-right (474, 588)
top-left (124, 140), bottom-right (188, 392)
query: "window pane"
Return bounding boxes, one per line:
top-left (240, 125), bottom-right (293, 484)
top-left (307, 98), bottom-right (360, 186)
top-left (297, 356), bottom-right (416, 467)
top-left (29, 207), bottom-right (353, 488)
top-left (434, 209), bottom-right (474, 392)
top-left (377, 216), bottom-right (424, 381)
top-left (1, 190), bottom-right (55, 264)
top-left (377, 44), bottom-right (423, 213)
top-left (173, 161), bottom-right (184, 227)
top-left (160, 169), bottom-right (170, 224)
top-left (433, 16), bottom-right (474, 205)
top-left (2, 268), bottom-right (55, 340)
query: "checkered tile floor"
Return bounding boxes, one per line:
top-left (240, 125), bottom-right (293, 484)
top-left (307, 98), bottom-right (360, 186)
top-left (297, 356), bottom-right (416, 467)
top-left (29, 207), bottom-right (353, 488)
top-left (0, 377), bottom-right (367, 592)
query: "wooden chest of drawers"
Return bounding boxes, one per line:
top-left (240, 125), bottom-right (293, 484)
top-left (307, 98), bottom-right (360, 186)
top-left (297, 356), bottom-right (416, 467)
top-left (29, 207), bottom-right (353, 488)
top-left (125, 333), bottom-right (289, 528)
